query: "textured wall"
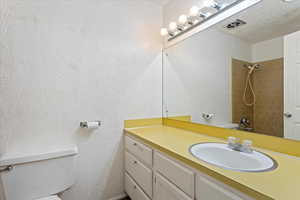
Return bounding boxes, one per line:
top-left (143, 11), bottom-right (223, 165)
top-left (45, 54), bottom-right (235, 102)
top-left (0, 0), bottom-right (162, 199)
top-left (252, 37), bottom-right (283, 63)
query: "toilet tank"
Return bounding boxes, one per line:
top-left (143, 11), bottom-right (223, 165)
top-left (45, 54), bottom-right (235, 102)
top-left (0, 146), bottom-right (78, 200)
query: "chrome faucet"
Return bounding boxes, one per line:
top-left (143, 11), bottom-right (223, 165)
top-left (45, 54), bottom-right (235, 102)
top-left (227, 137), bottom-right (253, 153)
top-left (238, 117), bottom-right (253, 132)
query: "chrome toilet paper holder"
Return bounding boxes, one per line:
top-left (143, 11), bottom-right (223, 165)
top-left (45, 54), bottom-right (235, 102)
top-left (80, 121), bottom-right (101, 128)
top-left (0, 165), bottom-right (14, 173)
top-left (202, 113), bottom-right (214, 120)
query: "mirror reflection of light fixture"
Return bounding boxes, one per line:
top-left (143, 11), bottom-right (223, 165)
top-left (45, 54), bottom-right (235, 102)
top-left (160, 0), bottom-right (262, 41)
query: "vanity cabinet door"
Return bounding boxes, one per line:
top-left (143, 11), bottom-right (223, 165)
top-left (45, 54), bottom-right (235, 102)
top-left (154, 152), bottom-right (194, 197)
top-left (125, 152), bottom-right (152, 197)
top-left (153, 173), bottom-right (192, 200)
top-left (196, 174), bottom-right (252, 200)
top-left (125, 173), bottom-right (151, 200)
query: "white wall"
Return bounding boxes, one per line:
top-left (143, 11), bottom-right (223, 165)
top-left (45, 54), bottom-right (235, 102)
top-left (252, 37), bottom-right (284, 62)
top-left (0, 0), bottom-right (162, 200)
top-left (164, 27), bottom-right (251, 125)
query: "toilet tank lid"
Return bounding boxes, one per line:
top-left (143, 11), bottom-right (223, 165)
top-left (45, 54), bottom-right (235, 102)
top-left (0, 145), bottom-right (78, 167)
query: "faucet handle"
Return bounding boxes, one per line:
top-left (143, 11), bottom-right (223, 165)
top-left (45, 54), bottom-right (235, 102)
top-left (227, 136), bottom-right (240, 150)
top-left (243, 139), bottom-right (252, 146)
top-left (242, 140), bottom-right (253, 153)
top-left (228, 136), bottom-right (237, 144)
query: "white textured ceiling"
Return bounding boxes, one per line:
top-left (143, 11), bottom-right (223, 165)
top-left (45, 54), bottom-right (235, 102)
top-left (217, 0), bottom-right (300, 43)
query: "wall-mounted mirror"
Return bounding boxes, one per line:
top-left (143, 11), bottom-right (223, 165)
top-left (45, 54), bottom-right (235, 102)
top-left (163, 0), bottom-right (300, 141)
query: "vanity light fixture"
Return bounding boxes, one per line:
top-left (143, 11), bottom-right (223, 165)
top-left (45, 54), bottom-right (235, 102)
top-left (282, 0), bottom-right (297, 2)
top-left (178, 15), bottom-right (188, 25)
top-left (160, 0), bottom-right (262, 40)
top-left (190, 6), bottom-right (207, 20)
top-left (205, 12), bottom-right (213, 17)
top-left (202, 0), bottom-right (222, 10)
top-left (188, 6), bottom-right (206, 24)
top-left (168, 22), bottom-right (178, 36)
top-left (160, 28), bottom-right (168, 36)
top-left (190, 6), bottom-right (200, 17)
top-left (178, 15), bottom-right (188, 30)
top-left (169, 22), bottom-right (177, 31)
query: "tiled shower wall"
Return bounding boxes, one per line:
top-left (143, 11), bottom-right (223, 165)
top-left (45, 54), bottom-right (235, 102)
top-left (232, 58), bottom-right (283, 137)
top-left (253, 58), bottom-right (284, 137)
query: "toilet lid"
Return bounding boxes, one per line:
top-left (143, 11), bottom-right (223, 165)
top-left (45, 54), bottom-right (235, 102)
top-left (36, 195), bottom-right (61, 200)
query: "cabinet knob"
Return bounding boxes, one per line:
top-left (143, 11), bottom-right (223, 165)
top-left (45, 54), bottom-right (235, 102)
top-left (133, 160), bottom-right (137, 164)
top-left (133, 143), bottom-right (137, 146)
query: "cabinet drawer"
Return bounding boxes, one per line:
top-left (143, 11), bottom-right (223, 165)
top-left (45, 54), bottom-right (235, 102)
top-left (154, 172), bottom-right (193, 200)
top-left (154, 152), bottom-right (194, 198)
top-left (125, 173), bottom-right (151, 200)
top-left (125, 173), bottom-right (135, 198)
top-left (125, 151), bottom-right (152, 198)
top-left (125, 136), bottom-right (152, 166)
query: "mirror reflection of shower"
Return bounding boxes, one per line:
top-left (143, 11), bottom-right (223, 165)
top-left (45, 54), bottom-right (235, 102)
top-left (243, 63), bottom-right (261, 107)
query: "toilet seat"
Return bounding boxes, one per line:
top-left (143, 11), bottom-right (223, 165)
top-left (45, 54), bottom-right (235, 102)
top-left (36, 195), bottom-right (61, 200)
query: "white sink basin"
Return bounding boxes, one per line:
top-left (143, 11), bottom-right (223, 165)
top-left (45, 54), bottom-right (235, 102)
top-left (189, 143), bottom-right (277, 172)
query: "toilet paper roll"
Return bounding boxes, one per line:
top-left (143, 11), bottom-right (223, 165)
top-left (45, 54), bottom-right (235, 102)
top-left (87, 121), bottom-right (100, 128)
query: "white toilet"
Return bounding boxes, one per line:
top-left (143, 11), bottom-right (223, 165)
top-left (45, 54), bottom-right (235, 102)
top-left (0, 146), bottom-right (78, 200)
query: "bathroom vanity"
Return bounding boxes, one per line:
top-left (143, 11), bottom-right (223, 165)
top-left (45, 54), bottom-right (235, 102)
top-left (124, 135), bottom-right (253, 200)
top-left (124, 122), bottom-right (300, 200)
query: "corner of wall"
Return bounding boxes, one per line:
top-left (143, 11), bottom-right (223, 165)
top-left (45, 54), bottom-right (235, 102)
top-left (251, 36), bottom-right (284, 63)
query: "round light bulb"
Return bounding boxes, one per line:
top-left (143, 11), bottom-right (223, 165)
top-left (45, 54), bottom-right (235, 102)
top-left (169, 22), bottom-right (177, 31)
top-left (189, 6), bottom-right (200, 17)
top-left (160, 28), bottom-right (168, 36)
top-left (178, 15), bottom-right (188, 25)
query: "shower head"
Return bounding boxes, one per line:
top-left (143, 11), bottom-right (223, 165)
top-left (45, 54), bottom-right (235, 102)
top-left (248, 65), bottom-right (256, 74)
top-left (243, 63), bottom-right (261, 73)
top-left (252, 63), bottom-right (261, 69)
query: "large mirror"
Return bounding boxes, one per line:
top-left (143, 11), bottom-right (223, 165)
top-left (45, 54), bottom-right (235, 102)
top-left (163, 0), bottom-right (300, 141)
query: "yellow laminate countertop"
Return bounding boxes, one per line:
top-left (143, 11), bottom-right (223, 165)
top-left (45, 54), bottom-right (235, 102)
top-left (124, 125), bottom-right (300, 200)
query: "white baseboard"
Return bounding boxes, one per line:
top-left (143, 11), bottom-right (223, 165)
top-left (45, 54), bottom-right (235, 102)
top-left (107, 193), bottom-right (127, 200)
